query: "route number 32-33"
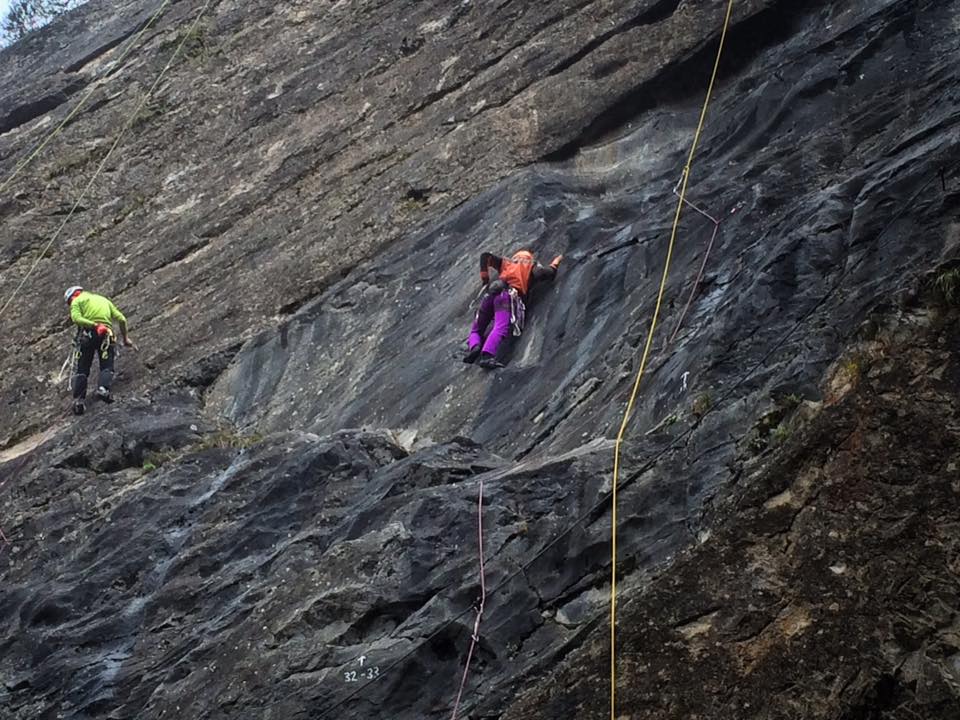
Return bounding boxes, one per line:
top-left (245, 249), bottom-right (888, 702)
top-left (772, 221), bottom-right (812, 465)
top-left (344, 667), bottom-right (380, 682)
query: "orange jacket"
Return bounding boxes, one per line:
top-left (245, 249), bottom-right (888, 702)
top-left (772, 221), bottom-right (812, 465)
top-left (479, 250), bottom-right (562, 296)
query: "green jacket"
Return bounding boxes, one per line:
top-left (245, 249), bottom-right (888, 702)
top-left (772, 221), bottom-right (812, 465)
top-left (70, 291), bottom-right (127, 331)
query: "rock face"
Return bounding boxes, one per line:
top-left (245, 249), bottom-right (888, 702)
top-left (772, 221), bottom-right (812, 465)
top-left (0, 0), bottom-right (956, 447)
top-left (503, 306), bottom-right (960, 720)
top-left (1, 0), bottom-right (959, 718)
top-left (1, 404), bottom-right (623, 719)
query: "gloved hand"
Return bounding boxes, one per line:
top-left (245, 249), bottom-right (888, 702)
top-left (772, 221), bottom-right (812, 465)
top-left (486, 279), bottom-right (507, 296)
top-left (550, 254), bottom-right (564, 269)
top-left (95, 323), bottom-right (109, 337)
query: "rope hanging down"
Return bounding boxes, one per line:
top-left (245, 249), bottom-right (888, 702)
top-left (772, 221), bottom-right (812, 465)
top-left (609, 1), bottom-right (736, 718)
top-left (665, 177), bottom-right (738, 347)
top-left (0, 0), bottom-right (174, 195)
top-left (448, 473), bottom-right (488, 719)
top-left (0, 0), bottom-right (215, 319)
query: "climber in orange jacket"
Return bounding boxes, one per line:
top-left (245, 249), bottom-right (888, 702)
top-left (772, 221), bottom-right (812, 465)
top-left (464, 249), bottom-right (563, 369)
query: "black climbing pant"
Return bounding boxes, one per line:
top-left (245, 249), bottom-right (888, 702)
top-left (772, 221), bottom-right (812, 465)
top-left (72, 329), bottom-right (115, 400)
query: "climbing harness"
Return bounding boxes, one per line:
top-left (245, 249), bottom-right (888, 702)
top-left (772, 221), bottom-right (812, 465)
top-left (609, 1), bottom-right (735, 717)
top-left (62, 328), bottom-right (115, 395)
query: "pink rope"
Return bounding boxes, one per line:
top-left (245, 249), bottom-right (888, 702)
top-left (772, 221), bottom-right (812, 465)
top-left (668, 220), bottom-right (721, 345)
top-left (673, 174), bottom-right (721, 225)
top-left (0, 475), bottom-right (10, 552)
top-left (666, 180), bottom-right (737, 346)
top-left (449, 474), bottom-right (487, 720)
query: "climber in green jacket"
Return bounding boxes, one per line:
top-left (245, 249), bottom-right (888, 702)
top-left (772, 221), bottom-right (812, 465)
top-left (64, 286), bottom-right (136, 415)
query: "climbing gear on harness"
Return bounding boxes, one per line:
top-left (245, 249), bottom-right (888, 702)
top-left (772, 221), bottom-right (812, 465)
top-left (64, 286), bottom-right (83, 304)
top-left (99, 328), bottom-right (113, 355)
top-left (508, 288), bottom-right (525, 337)
top-left (95, 323), bottom-right (109, 337)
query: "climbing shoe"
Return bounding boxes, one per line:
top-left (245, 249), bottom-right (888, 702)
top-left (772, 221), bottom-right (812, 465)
top-left (95, 386), bottom-right (113, 403)
top-left (72, 400), bottom-right (85, 416)
top-left (463, 347), bottom-right (482, 364)
top-left (478, 353), bottom-right (505, 369)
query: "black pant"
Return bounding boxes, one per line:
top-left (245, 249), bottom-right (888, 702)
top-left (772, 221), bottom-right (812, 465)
top-left (72, 329), bottom-right (115, 399)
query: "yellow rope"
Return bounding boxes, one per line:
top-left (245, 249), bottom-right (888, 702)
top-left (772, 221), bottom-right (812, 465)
top-left (0, 0), bottom-right (173, 195)
top-left (610, 1), bottom-right (736, 717)
top-left (0, 0), bottom-right (214, 319)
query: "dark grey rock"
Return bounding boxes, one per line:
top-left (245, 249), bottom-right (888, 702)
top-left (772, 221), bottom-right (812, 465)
top-left (1, 403), bottom-right (681, 720)
top-left (0, 0), bottom-right (959, 718)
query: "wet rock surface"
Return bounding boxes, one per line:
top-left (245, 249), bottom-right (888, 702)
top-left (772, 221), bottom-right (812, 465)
top-left (0, 0), bottom-right (959, 718)
top-left (2, 400), bottom-right (644, 719)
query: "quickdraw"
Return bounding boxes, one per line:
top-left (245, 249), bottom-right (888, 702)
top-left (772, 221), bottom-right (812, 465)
top-left (99, 328), bottom-right (114, 360)
top-left (508, 288), bottom-right (525, 337)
